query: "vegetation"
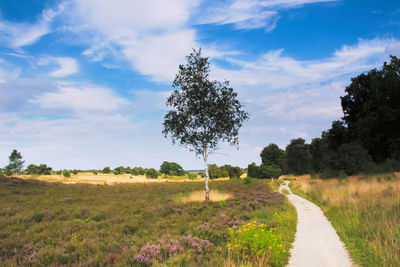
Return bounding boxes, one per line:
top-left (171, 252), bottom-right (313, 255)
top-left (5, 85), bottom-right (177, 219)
top-left (256, 56), bottom-right (400, 177)
top-left (4, 150), bottom-right (24, 176)
top-left (247, 163), bottom-right (280, 179)
top-left (163, 48), bottom-right (249, 201)
top-left (160, 161), bottom-right (185, 176)
top-left (145, 168), bottom-right (159, 179)
top-left (208, 164), bottom-right (243, 179)
top-left (289, 173), bottom-right (400, 266)
top-left (0, 177), bottom-right (296, 266)
top-left (25, 164), bottom-right (52, 175)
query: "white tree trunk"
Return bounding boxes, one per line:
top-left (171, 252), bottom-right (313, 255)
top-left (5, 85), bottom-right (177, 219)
top-left (204, 157), bottom-right (210, 201)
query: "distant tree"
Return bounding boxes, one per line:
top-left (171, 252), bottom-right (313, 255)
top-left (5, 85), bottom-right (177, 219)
top-left (286, 138), bottom-right (311, 175)
top-left (247, 162), bottom-right (260, 178)
top-left (208, 164), bottom-right (221, 179)
top-left (322, 120), bottom-right (348, 152)
top-left (92, 170), bottom-right (98, 175)
top-left (159, 161), bottom-right (185, 176)
top-left (5, 150), bottom-right (25, 175)
top-left (259, 165), bottom-right (280, 179)
top-left (145, 168), bottom-right (159, 179)
top-left (25, 164), bottom-right (52, 175)
top-left (341, 55), bottom-right (400, 162)
top-left (228, 166), bottom-right (243, 179)
top-left (72, 169), bottom-right (78, 175)
top-left (62, 169), bottom-right (70, 177)
top-left (162, 48), bottom-right (249, 201)
top-left (337, 142), bottom-right (372, 175)
top-left (102, 166), bottom-right (111, 174)
top-left (260, 144), bottom-right (286, 171)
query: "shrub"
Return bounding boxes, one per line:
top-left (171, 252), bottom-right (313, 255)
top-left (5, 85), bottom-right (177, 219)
top-left (62, 170), bottom-right (70, 177)
top-left (102, 167), bottom-right (111, 174)
top-left (187, 173), bottom-right (197, 180)
top-left (92, 170), bottom-right (98, 175)
top-left (145, 168), bottom-right (159, 179)
top-left (243, 177), bottom-right (252, 184)
top-left (72, 169), bottom-right (79, 175)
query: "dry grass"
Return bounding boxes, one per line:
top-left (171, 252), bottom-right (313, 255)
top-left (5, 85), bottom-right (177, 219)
top-left (179, 189), bottom-right (233, 203)
top-left (290, 172), bottom-right (400, 266)
top-left (16, 172), bottom-right (203, 185)
top-left (292, 172), bottom-right (400, 206)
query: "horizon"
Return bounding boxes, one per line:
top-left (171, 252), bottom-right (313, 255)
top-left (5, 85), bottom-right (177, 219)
top-left (1, 0), bottom-right (399, 170)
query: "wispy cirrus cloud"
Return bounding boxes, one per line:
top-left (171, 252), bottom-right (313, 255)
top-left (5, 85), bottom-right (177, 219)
top-left (197, 0), bottom-right (337, 30)
top-left (37, 57), bottom-right (79, 78)
top-left (0, 3), bottom-right (66, 48)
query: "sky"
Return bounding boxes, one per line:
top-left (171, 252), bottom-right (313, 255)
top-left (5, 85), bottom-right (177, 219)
top-left (0, 0), bottom-right (399, 170)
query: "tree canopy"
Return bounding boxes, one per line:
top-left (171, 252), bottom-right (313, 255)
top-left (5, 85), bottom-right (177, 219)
top-left (163, 48), bottom-right (249, 200)
top-left (5, 150), bottom-right (25, 175)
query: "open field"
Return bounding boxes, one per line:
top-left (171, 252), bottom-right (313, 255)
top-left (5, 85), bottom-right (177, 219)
top-left (289, 172), bottom-right (400, 267)
top-left (16, 172), bottom-right (230, 185)
top-left (0, 176), bottom-right (296, 266)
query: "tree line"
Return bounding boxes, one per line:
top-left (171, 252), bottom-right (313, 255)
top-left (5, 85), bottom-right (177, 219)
top-left (252, 56), bottom-right (400, 178)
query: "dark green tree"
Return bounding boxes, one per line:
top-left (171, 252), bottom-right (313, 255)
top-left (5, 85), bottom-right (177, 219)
top-left (341, 55), bottom-right (400, 162)
top-left (286, 138), bottom-right (311, 175)
top-left (162, 48), bottom-right (249, 201)
top-left (247, 162), bottom-right (260, 178)
top-left (260, 143), bottom-right (286, 170)
top-left (145, 168), bottom-right (159, 179)
top-left (159, 161), bottom-right (185, 176)
top-left (5, 149), bottom-right (25, 175)
top-left (102, 166), bottom-right (111, 174)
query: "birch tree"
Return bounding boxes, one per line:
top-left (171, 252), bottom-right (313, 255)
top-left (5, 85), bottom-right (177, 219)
top-left (162, 48), bottom-right (249, 201)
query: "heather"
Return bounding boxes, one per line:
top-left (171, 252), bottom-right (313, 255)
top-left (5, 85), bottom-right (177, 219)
top-left (0, 176), bottom-right (296, 266)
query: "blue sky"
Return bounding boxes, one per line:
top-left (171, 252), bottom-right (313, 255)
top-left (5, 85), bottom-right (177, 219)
top-left (1, 0), bottom-right (399, 170)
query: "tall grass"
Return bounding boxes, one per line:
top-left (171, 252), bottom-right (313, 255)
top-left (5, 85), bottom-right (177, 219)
top-left (290, 173), bottom-right (400, 267)
top-left (0, 176), bottom-right (296, 266)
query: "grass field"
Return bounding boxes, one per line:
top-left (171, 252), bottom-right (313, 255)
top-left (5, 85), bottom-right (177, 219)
top-left (289, 173), bottom-right (400, 267)
top-left (0, 176), bottom-right (296, 266)
top-left (16, 172), bottom-right (213, 185)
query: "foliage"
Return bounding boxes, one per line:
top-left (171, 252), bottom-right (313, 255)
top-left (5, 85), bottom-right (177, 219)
top-left (0, 178), bottom-right (295, 266)
top-left (341, 55), bottom-right (400, 162)
top-left (247, 163), bottom-right (280, 179)
top-left (145, 168), bottom-right (159, 179)
top-left (4, 150), bottom-right (24, 175)
top-left (72, 169), bottom-right (79, 175)
top-left (286, 138), bottom-right (311, 175)
top-left (62, 169), bottom-right (70, 177)
top-left (260, 144), bottom-right (286, 172)
top-left (92, 170), bottom-right (98, 175)
top-left (25, 164), bottom-right (52, 175)
top-left (163, 48), bottom-right (249, 200)
top-left (160, 161), bottom-right (185, 176)
top-left (102, 167), bottom-right (111, 174)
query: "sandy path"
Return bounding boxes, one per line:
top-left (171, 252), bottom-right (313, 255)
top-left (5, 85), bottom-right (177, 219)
top-left (280, 181), bottom-right (353, 267)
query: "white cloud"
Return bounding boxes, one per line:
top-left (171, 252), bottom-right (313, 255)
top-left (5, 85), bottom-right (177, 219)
top-left (0, 3), bottom-right (65, 47)
top-left (37, 57), bottom-right (79, 77)
top-left (198, 0), bottom-right (337, 30)
top-left (65, 0), bottom-right (230, 82)
top-left (213, 38), bottom-right (400, 90)
top-left (30, 83), bottom-right (129, 113)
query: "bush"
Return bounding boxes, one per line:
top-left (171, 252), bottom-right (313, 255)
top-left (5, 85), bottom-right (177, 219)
top-left (92, 170), bottom-right (98, 175)
top-left (62, 170), bottom-right (70, 177)
top-left (113, 169), bottom-right (121, 175)
top-left (187, 173), bottom-right (197, 180)
top-left (242, 177), bottom-right (252, 184)
top-left (102, 167), bottom-right (111, 174)
top-left (145, 168), bottom-right (159, 179)
top-left (72, 169), bottom-right (79, 175)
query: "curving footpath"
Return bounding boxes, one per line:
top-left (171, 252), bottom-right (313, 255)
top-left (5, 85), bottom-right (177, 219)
top-left (280, 181), bottom-right (354, 267)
